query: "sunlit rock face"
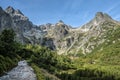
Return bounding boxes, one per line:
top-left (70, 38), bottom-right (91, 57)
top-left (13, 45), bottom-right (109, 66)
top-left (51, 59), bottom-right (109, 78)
top-left (0, 6), bottom-right (45, 45)
top-left (5, 6), bottom-right (34, 43)
top-left (0, 60), bottom-right (36, 80)
top-left (0, 6), bottom-right (120, 55)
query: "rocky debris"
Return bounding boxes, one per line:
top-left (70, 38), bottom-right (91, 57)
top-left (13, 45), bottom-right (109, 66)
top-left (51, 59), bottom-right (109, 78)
top-left (0, 60), bottom-right (36, 80)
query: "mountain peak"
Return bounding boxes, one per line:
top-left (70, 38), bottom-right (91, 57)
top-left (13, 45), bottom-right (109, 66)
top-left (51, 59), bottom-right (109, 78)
top-left (0, 6), bottom-right (3, 11)
top-left (81, 12), bottom-right (114, 30)
top-left (58, 20), bottom-right (64, 24)
top-left (95, 12), bottom-right (104, 18)
top-left (5, 6), bottom-right (24, 15)
top-left (15, 9), bottom-right (24, 15)
top-left (56, 20), bottom-right (64, 26)
top-left (0, 7), bottom-right (4, 14)
top-left (95, 12), bottom-right (112, 21)
top-left (5, 6), bottom-right (15, 13)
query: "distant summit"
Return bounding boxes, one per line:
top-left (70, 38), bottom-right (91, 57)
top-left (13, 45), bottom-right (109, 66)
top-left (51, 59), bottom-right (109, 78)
top-left (5, 6), bottom-right (24, 16)
top-left (58, 20), bottom-right (64, 23)
top-left (15, 9), bottom-right (24, 15)
top-left (5, 6), bottom-right (15, 14)
top-left (81, 12), bottom-right (114, 30)
top-left (95, 12), bottom-right (112, 22)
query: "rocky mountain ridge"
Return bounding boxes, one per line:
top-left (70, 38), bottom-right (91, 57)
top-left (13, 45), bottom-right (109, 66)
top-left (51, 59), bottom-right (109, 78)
top-left (0, 6), bottom-right (120, 55)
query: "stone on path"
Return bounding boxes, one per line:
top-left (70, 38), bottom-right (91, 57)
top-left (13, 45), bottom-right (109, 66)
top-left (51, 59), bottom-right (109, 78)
top-left (0, 60), bottom-right (36, 80)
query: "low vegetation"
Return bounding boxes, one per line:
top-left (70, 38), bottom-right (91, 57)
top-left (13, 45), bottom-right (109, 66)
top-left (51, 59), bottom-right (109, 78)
top-left (0, 28), bottom-right (120, 80)
top-left (0, 29), bottom-right (21, 76)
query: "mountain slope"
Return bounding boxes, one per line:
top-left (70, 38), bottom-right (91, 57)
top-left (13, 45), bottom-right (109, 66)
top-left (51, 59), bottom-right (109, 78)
top-left (65, 12), bottom-right (120, 55)
top-left (86, 24), bottom-right (120, 65)
top-left (0, 6), bottom-right (120, 80)
top-left (0, 6), bottom-right (38, 44)
top-left (37, 12), bottom-right (120, 55)
top-left (0, 6), bottom-right (120, 55)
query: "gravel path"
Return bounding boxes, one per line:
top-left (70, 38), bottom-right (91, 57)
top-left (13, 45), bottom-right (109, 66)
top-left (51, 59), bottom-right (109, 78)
top-left (0, 60), bottom-right (37, 80)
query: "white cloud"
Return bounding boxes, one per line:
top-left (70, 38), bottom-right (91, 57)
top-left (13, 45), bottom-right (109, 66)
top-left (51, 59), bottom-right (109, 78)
top-left (114, 15), bottom-right (120, 20)
top-left (70, 0), bottom-right (83, 10)
top-left (106, 2), bottom-right (120, 13)
top-left (63, 0), bottom-right (83, 13)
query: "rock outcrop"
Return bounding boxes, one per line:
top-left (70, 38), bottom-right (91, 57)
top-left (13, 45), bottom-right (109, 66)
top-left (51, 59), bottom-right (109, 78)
top-left (0, 60), bottom-right (36, 80)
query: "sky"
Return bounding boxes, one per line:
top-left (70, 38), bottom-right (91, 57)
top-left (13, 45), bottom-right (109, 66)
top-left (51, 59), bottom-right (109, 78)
top-left (0, 0), bottom-right (120, 27)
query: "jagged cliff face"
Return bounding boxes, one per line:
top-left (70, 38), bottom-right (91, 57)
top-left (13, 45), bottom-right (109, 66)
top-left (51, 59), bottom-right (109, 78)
top-left (0, 6), bottom-right (42, 44)
top-left (5, 6), bottom-right (32, 31)
top-left (42, 21), bottom-right (71, 51)
top-left (0, 7), bottom-right (13, 32)
top-left (66, 12), bottom-right (120, 55)
top-left (5, 6), bottom-right (35, 43)
top-left (0, 6), bottom-right (120, 55)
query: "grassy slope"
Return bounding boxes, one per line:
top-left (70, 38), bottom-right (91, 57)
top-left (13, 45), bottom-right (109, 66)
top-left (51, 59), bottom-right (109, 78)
top-left (30, 23), bottom-right (120, 80)
top-left (68, 23), bottom-right (120, 80)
